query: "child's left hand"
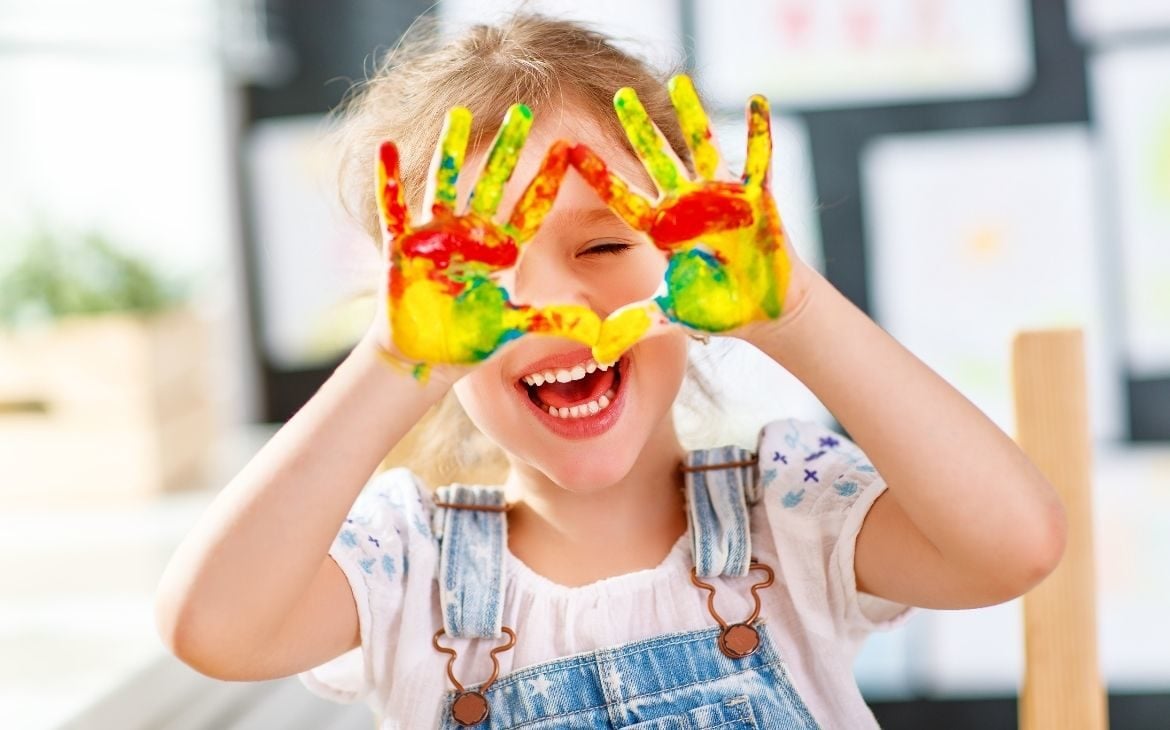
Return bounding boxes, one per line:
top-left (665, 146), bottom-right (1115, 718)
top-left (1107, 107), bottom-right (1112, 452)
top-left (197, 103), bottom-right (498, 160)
top-left (570, 75), bottom-right (817, 363)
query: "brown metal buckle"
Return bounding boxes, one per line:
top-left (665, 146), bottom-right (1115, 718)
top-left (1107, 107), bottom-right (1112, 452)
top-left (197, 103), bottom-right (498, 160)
top-left (689, 558), bottom-right (775, 659)
top-left (432, 625), bottom-right (516, 726)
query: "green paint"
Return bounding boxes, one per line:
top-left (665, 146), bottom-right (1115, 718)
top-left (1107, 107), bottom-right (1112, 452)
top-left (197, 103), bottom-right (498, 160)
top-left (615, 87), bottom-right (682, 194)
top-left (471, 104), bottom-right (533, 217)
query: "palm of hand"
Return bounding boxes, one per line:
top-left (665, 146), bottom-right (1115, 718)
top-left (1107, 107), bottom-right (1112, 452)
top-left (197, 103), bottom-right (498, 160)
top-left (570, 75), bottom-right (801, 362)
top-left (378, 106), bottom-right (600, 368)
top-left (389, 209), bottom-right (519, 364)
top-left (648, 179), bottom-right (789, 332)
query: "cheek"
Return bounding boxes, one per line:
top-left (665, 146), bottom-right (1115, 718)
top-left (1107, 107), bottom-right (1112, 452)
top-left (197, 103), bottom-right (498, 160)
top-left (637, 330), bottom-right (689, 398)
top-left (453, 367), bottom-right (510, 434)
top-left (588, 248), bottom-right (668, 313)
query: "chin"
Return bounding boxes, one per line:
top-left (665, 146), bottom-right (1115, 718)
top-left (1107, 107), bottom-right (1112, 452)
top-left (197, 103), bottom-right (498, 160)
top-left (532, 445), bottom-right (642, 492)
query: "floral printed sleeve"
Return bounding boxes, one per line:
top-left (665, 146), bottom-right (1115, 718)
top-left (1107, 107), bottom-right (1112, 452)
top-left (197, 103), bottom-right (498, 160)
top-left (297, 467), bottom-right (438, 705)
top-left (757, 418), bottom-right (915, 636)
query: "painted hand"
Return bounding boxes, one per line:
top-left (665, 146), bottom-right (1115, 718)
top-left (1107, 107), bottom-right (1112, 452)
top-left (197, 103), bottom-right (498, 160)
top-left (571, 75), bottom-right (809, 364)
top-left (376, 105), bottom-right (600, 377)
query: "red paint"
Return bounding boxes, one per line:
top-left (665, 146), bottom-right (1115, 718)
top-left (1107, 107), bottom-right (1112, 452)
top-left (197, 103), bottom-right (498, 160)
top-left (397, 218), bottom-right (519, 270)
top-left (378, 142), bottom-right (408, 236)
top-left (388, 267), bottom-right (405, 300)
top-left (648, 186), bottom-right (754, 246)
top-left (568, 145), bottom-right (616, 203)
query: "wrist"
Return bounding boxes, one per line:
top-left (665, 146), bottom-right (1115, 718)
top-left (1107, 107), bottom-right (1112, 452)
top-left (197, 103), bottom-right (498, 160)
top-left (737, 267), bottom-right (831, 356)
top-left (350, 333), bottom-right (455, 406)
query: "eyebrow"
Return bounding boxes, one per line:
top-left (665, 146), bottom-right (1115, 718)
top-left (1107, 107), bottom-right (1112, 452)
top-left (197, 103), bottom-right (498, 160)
top-left (546, 207), bottom-right (632, 230)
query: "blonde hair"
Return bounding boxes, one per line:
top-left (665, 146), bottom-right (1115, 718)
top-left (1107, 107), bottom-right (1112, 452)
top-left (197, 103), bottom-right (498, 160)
top-left (328, 12), bottom-right (716, 487)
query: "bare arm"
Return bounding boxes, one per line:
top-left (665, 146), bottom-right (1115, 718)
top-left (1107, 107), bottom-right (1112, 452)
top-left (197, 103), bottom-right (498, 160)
top-left (745, 268), bottom-right (1067, 609)
top-left (154, 334), bottom-right (450, 679)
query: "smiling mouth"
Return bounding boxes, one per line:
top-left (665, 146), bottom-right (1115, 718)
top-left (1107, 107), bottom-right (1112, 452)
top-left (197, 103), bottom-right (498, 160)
top-left (518, 355), bottom-right (625, 419)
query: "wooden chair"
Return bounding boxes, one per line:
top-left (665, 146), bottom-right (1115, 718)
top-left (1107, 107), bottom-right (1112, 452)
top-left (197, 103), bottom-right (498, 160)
top-left (1012, 328), bottom-right (1109, 730)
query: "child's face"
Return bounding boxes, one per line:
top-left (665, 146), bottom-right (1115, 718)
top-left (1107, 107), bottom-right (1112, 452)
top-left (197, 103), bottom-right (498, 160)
top-left (450, 108), bottom-right (688, 491)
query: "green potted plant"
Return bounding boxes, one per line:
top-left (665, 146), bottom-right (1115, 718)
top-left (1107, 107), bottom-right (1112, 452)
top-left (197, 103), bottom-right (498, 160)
top-left (0, 226), bottom-right (214, 504)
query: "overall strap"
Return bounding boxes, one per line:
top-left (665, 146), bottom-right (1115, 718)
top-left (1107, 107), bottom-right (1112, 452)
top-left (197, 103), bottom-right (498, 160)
top-left (431, 485), bottom-right (509, 639)
top-left (683, 445), bottom-right (761, 578)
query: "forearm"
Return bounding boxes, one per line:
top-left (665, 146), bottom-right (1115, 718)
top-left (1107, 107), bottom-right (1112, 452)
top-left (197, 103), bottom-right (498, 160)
top-left (746, 270), bottom-right (1065, 578)
top-left (154, 337), bottom-right (445, 659)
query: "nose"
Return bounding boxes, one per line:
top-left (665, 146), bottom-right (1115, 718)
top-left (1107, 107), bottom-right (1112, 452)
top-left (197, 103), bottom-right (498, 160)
top-left (506, 243), bottom-right (599, 314)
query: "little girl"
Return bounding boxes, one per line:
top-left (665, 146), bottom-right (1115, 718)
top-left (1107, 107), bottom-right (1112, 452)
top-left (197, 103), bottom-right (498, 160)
top-left (154, 14), bottom-right (1067, 729)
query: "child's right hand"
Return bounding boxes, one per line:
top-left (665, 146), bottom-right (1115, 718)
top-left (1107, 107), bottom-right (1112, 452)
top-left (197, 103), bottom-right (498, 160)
top-left (369, 105), bottom-right (602, 383)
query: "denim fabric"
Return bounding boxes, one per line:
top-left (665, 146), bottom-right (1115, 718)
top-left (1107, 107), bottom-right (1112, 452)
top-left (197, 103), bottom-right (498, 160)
top-left (436, 624), bottom-right (820, 729)
top-left (683, 446), bottom-right (759, 578)
top-left (432, 485), bottom-right (508, 639)
top-left (433, 448), bottom-right (821, 728)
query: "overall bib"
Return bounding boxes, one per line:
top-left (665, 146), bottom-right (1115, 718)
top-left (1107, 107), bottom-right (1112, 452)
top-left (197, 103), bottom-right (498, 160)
top-left (428, 446), bottom-right (822, 729)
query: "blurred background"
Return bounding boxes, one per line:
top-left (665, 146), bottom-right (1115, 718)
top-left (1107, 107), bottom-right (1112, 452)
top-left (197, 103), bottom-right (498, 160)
top-left (1, 0), bottom-right (1168, 727)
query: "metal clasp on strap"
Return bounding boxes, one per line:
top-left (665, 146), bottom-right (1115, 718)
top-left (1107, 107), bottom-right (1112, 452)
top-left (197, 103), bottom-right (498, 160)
top-left (689, 558), bottom-right (775, 659)
top-left (433, 626), bottom-right (517, 726)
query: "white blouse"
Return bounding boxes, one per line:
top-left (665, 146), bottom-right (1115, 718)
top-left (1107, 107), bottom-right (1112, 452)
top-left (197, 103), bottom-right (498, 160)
top-left (298, 417), bottom-right (914, 728)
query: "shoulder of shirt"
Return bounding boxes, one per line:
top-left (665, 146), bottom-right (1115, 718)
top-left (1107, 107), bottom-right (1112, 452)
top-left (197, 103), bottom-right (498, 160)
top-left (345, 466), bottom-right (437, 545)
top-left (754, 417), bottom-right (880, 515)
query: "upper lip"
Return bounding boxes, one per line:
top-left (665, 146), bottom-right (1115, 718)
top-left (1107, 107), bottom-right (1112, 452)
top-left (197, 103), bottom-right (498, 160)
top-left (513, 346), bottom-right (601, 381)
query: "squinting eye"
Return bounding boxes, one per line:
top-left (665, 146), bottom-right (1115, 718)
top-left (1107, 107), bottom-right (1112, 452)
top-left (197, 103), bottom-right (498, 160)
top-left (582, 242), bottom-right (632, 257)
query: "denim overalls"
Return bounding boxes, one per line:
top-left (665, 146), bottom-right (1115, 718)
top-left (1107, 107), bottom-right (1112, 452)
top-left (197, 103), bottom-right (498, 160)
top-left (428, 446), bottom-right (822, 729)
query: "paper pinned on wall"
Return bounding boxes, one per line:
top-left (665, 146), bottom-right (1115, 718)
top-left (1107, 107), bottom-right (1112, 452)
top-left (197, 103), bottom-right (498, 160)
top-left (437, 0), bottom-right (683, 73)
top-left (1069, 0), bottom-right (1170, 42)
top-left (1090, 44), bottom-right (1170, 377)
top-left (245, 115), bottom-right (377, 369)
top-left (860, 125), bottom-right (1125, 442)
top-left (694, 0), bottom-right (1034, 110)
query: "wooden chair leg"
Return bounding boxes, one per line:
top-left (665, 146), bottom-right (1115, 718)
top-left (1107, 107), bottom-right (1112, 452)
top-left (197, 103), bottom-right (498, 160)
top-left (1012, 328), bottom-right (1108, 730)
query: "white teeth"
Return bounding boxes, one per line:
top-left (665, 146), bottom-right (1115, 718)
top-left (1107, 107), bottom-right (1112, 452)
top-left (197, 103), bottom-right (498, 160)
top-left (522, 357), bottom-right (622, 420)
top-left (520, 357), bottom-right (614, 386)
top-left (541, 389), bottom-right (616, 420)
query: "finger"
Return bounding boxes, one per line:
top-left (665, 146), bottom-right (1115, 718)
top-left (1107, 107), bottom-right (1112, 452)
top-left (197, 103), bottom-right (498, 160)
top-left (743, 95), bottom-right (772, 189)
top-left (568, 143), bottom-right (654, 231)
top-left (594, 298), bottom-right (672, 365)
top-left (376, 141), bottom-right (409, 260)
top-left (470, 103), bottom-right (534, 219)
top-left (505, 302), bottom-right (602, 351)
top-left (506, 138), bottom-right (570, 243)
top-left (614, 86), bottom-right (688, 195)
top-left (668, 75), bottom-right (721, 181)
top-left (423, 106), bottom-right (472, 217)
